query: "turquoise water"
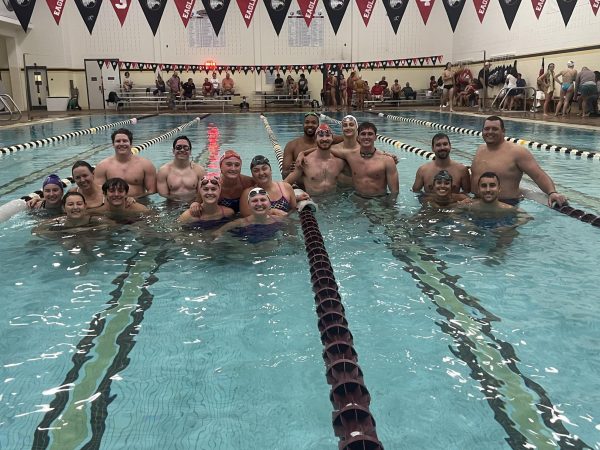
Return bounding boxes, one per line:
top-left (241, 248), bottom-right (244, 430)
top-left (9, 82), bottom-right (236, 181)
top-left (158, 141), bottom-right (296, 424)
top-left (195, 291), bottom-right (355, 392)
top-left (0, 113), bottom-right (599, 449)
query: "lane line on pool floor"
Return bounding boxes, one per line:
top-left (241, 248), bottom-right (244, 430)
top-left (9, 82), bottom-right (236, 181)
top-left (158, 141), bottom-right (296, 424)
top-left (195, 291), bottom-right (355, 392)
top-left (368, 111), bottom-right (600, 161)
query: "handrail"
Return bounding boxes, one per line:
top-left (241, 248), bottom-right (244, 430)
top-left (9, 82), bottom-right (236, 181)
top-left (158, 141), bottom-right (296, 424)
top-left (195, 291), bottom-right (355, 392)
top-left (0, 94), bottom-right (22, 121)
top-left (492, 86), bottom-right (536, 113)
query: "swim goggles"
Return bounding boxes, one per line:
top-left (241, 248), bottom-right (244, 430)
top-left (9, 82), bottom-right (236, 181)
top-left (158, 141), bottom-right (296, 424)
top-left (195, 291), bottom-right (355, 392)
top-left (200, 176), bottom-right (220, 186)
top-left (316, 129), bottom-right (332, 137)
top-left (248, 187), bottom-right (270, 201)
top-left (433, 170), bottom-right (453, 182)
top-left (174, 144), bottom-right (191, 151)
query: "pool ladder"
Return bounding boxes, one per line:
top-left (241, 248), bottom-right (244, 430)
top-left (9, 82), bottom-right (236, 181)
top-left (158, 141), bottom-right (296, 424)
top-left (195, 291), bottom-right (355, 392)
top-left (300, 208), bottom-right (384, 450)
top-left (0, 94), bottom-right (22, 121)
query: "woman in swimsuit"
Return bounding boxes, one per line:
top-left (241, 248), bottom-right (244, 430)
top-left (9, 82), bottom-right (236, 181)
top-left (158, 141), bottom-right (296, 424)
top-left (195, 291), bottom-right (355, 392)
top-left (189, 149), bottom-right (254, 216)
top-left (537, 63), bottom-right (556, 116)
top-left (69, 161), bottom-right (105, 210)
top-left (240, 155), bottom-right (296, 217)
top-left (27, 174), bottom-right (64, 212)
top-left (178, 176), bottom-right (234, 229)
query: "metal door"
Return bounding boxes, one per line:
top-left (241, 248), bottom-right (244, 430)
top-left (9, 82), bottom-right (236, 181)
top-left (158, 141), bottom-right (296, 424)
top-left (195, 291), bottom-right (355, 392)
top-left (85, 59), bottom-right (105, 109)
top-left (26, 66), bottom-right (48, 110)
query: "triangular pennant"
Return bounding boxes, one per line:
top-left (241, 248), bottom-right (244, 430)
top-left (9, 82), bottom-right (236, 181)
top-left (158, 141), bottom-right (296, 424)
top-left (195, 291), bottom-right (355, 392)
top-left (297, 0), bottom-right (318, 25)
top-left (230, 66), bottom-right (236, 74)
top-left (9, 0), bottom-right (36, 31)
top-left (132, 62), bottom-right (138, 70)
top-left (242, 66), bottom-right (249, 74)
top-left (191, 65), bottom-right (198, 73)
top-left (530, 0), bottom-right (546, 19)
top-left (418, 57), bottom-right (425, 66)
top-left (237, 0), bottom-right (258, 26)
top-left (256, 66), bottom-right (262, 74)
top-left (97, 59), bottom-right (104, 69)
top-left (165, 64), bottom-right (172, 72)
top-left (431, 56), bottom-right (437, 64)
top-left (439, 55), bottom-right (443, 62)
top-left (400, 59), bottom-right (407, 66)
top-left (356, 0), bottom-right (376, 26)
top-left (282, 66), bottom-right (287, 74)
top-left (104, 59), bottom-right (111, 68)
top-left (368, 61), bottom-right (376, 70)
top-left (323, 0), bottom-right (350, 33)
top-left (415, 0), bottom-right (435, 24)
top-left (407, 59), bottom-right (413, 67)
top-left (293, 65), bottom-right (300, 73)
top-left (393, 59), bottom-right (400, 67)
top-left (268, 66), bottom-right (275, 75)
top-left (120, 62), bottom-right (126, 69)
top-left (124, 61), bottom-right (132, 69)
top-left (319, 64), bottom-right (326, 71)
top-left (263, 0), bottom-right (292, 35)
top-left (344, 63), bottom-right (352, 71)
top-left (441, 0), bottom-right (465, 31)
top-left (46, 0), bottom-right (66, 25)
top-left (178, 64), bottom-right (185, 72)
top-left (381, 61), bottom-right (388, 68)
top-left (307, 66), bottom-right (313, 74)
top-left (138, 0), bottom-right (167, 35)
top-left (139, 63), bottom-right (145, 71)
top-left (174, 0), bottom-right (196, 27)
top-left (201, 0), bottom-right (231, 35)
top-left (497, 0), bottom-right (521, 28)
top-left (473, 0), bottom-right (490, 22)
top-left (110, 0), bottom-right (131, 25)
top-left (591, 0), bottom-right (599, 15)
top-left (74, 0), bottom-right (103, 33)
top-left (184, 65), bottom-right (190, 72)
top-left (217, 66), bottom-right (224, 74)
top-left (556, 0), bottom-right (577, 25)
top-left (111, 60), bottom-right (119, 70)
top-left (151, 63), bottom-right (158, 72)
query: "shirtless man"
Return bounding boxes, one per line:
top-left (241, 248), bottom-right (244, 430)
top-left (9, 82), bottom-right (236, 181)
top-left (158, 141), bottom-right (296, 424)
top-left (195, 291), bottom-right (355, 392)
top-left (97, 178), bottom-right (149, 219)
top-left (470, 116), bottom-right (567, 207)
top-left (333, 122), bottom-right (399, 200)
top-left (465, 171), bottom-right (517, 213)
top-left (95, 128), bottom-right (157, 198)
top-left (555, 61), bottom-right (577, 117)
top-left (421, 170), bottom-right (468, 208)
top-left (412, 133), bottom-right (470, 194)
top-left (282, 112), bottom-right (342, 178)
top-left (284, 124), bottom-right (345, 195)
top-left (157, 136), bottom-right (206, 202)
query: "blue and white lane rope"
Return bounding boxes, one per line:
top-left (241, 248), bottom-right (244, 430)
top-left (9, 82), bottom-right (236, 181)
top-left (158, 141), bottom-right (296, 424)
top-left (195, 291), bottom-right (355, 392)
top-left (322, 114), bottom-right (600, 228)
top-left (369, 111), bottom-right (600, 161)
top-left (0, 117), bottom-right (142, 157)
top-left (131, 115), bottom-right (208, 154)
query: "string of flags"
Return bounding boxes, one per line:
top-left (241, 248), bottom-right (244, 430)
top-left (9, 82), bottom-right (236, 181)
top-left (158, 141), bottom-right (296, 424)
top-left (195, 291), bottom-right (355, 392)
top-left (96, 56), bottom-right (445, 74)
top-left (9, 0), bottom-right (598, 36)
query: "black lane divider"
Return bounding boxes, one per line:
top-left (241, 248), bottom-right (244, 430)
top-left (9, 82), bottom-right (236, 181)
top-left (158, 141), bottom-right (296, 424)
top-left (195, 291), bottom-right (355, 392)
top-left (260, 114), bottom-right (384, 450)
top-left (369, 111), bottom-right (600, 161)
top-left (324, 115), bottom-right (600, 229)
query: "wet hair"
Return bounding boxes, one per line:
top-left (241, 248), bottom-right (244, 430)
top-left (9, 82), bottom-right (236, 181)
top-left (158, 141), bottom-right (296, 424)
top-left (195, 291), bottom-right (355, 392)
top-left (62, 191), bottom-right (86, 207)
top-left (72, 160), bottom-right (94, 175)
top-left (485, 115), bottom-right (505, 130)
top-left (111, 128), bottom-right (133, 143)
top-left (431, 133), bottom-right (450, 146)
top-left (173, 135), bottom-right (192, 150)
top-left (478, 171), bottom-right (500, 184)
top-left (358, 122), bottom-right (377, 134)
top-left (102, 177), bottom-right (130, 194)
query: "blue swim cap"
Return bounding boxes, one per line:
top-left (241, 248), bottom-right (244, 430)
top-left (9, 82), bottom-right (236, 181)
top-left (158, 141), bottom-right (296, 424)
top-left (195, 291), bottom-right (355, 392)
top-left (42, 174), bottom-right (64, 190)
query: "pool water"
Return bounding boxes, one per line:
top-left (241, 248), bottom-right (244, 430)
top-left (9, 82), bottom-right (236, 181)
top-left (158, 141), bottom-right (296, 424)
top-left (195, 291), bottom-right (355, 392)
top-left (0, 112), bottom-right (599, 449)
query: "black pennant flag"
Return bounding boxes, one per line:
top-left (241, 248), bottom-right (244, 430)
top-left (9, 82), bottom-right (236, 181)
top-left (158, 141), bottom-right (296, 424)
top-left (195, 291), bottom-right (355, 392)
top-left (8, 0), bottom-right (36, 31)
top-left (431, 56), bottom-right (438, 65)
top-left (498, 0), bottom-right (521, 29)
top-left (151, 63), bottom-right (158, 72)
top-left (263, 0), bottom-right (292, 35)
top-left (139, 0), bottom-right (167, 35)
top-left (243, 66), bottom-right (250, 75)
top-left (382, 0), bottom-right (409, 33)
top-left (74, 0), bottom-right (103, 33)
top-left (368, 61), bottom-right (376, 70)
top-left (111, 60), bottom-right (119, 70)
top-left (441, 0), bottom-right (465, 31)
top-left (556, 0), bottom-right (577, 25)
top-left (256, 66), bottom-right (262, 74)
top-left (191, 65), bottom-right (198, 73)
top-left (202, 0), bottom-right (231, 35)
top-left (393, 59), bottom-right (400, 67)
top-left (323, 0), bottom-right (350, 34)
top-left (97, 59), bottom-right (104, 69)
top-left (418, 57), bottom-right (425, 66)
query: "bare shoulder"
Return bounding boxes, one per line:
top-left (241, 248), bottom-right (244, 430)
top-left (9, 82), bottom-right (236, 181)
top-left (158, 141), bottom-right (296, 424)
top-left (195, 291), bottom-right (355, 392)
top-left (158, 161), bottom-right (173, 173)
top-left (138, 155), bottom-right (156, 169)
top-left (241, 175), bottom-right (255, 188)
top-left (192, 163), bottom-right (206, 177)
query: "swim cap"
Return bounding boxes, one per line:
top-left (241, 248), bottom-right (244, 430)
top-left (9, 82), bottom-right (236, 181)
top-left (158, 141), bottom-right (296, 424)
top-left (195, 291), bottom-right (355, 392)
top-left (250, 155), bottom-right (271, 169)
top-left (433, 170), bottom-right (453, 182)
top-left (247, 187), bottom-right (270, 202)
top-left (342, 115), bottom-right (358, 127)
top-left (219, 150), bottom-right (242, 166)
top-left (316, 123), bottom-right (331, 133)
top-left (567, 60), bottom-right (574, 67)
top-left (42, 174), bottom-right (64, 190)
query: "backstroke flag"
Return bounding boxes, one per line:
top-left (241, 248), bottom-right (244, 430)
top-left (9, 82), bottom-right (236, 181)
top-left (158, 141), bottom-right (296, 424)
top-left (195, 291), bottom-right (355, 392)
top-left (201, 0), bottom-right (231, 34)
top-left (9, 0), bottom-right (36, 31)
top-left (237, 0), bottom-right (258, 26)
top-left (323, 0), bottom-right (350, 33)
top-left (556, 0), bottom-right (577, 25)
top-left (74, 0), bottom-right (103, 33)
top-left (263, 0), bottom-right (292, 34)
top-left (382, 0), bottom-right (409, 33)
top-left (46, 0), bottom-right (66, 25)
top-left (138, 0), bottom-right (167, 35)
top-left (497, 0), bottom-right (521, 28)
top-left (441, 0), bottom-right (466, 31)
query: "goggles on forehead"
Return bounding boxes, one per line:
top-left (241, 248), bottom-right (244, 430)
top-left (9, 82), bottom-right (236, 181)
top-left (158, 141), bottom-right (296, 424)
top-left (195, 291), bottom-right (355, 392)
top-left (433, 170), bottom-right (453, 182)
top-left (248, 187), bottom-right (269, 201)
top-left (200, 176), bottom-right (220, 186)
top-left (316, 130), bottom-right (332, 137)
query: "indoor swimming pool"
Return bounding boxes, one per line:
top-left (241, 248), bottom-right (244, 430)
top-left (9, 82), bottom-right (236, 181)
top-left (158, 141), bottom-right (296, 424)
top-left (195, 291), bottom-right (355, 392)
top-left (0, 112), bottom-right (598, 449)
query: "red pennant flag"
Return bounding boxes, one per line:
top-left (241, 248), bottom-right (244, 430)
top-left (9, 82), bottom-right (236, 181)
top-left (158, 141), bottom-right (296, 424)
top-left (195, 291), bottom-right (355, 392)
top-left (530, 0), bottom-right (545, 18)
top-left (591, 0), bottom-right (599, 14)
top-left (120, 62), bottom-right (125, 69)
top-left (355, 0), bottom-right (376, 26)
top-left (174, 0), bottom-right (196, 27)
top-left (415, 0), bottom-right (435, 24)
top-left (110, 0), bottom-right (131, 25)
top-left (473, 0), bottom-right (489, 20)
top-left (237, 0), bottom-right (258, 27)
top-left (46, 0), bottom-right (66, 25)
top-left (298, 0), bottom-right (318, 25)
top-left (104, 59), bottom-right (110, 68)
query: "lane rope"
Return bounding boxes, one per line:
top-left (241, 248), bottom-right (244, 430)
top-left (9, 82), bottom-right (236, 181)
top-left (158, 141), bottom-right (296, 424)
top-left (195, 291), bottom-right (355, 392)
top-left (368, 111), bottom-right (600, 161)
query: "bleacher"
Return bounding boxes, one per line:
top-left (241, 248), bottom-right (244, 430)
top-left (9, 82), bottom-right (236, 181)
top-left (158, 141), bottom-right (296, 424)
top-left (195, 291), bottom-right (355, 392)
top-left (252, 91), bottom-right (313, 109)
top-left (364, 90), bottom-right (437, 109)
top-left (108, 87), bottom-right (238, 112)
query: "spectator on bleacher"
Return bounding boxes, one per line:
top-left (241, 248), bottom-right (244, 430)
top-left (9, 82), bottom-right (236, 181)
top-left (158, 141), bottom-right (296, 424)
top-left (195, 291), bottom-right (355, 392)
top-left (123, 72), bottom-right (133, 92)
top-left (182, 78), bottom-right (196, 99)
top-left (391, 80), bottom-right (401, 100)
top-left (286, 75), bottom-right (297, 97)
top-left (298, 74), bottom-right (309, 97)
top-left (456, 80), bottom-right (479, 107)
top-left (167, 72), bottom-right (182, 108)
top-left (202, 78), bottom-right (212, 96)
top-left (371, 82), bottom-right (384, 100)
top-left (512, 73), bottom-right (527, 110)
top-left (210, 72), bottom-right (220, 96)
top-left (222, 72), bottom-right (235, 95)
top-left (378, 76), bottom-right (388, 89)
top-left (154, 74), bottom-right (166, 96)
top-left (401, 82), bottom-right (417, 100)
top-left (274, 73), bottom-right (285, 93)
top-left (240, 96), bottom-right (250, 110)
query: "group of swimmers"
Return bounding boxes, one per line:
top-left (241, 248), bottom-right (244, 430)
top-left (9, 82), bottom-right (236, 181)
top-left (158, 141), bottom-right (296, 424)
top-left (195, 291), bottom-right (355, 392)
top-left (28, 112), bottom-right (567, 239)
